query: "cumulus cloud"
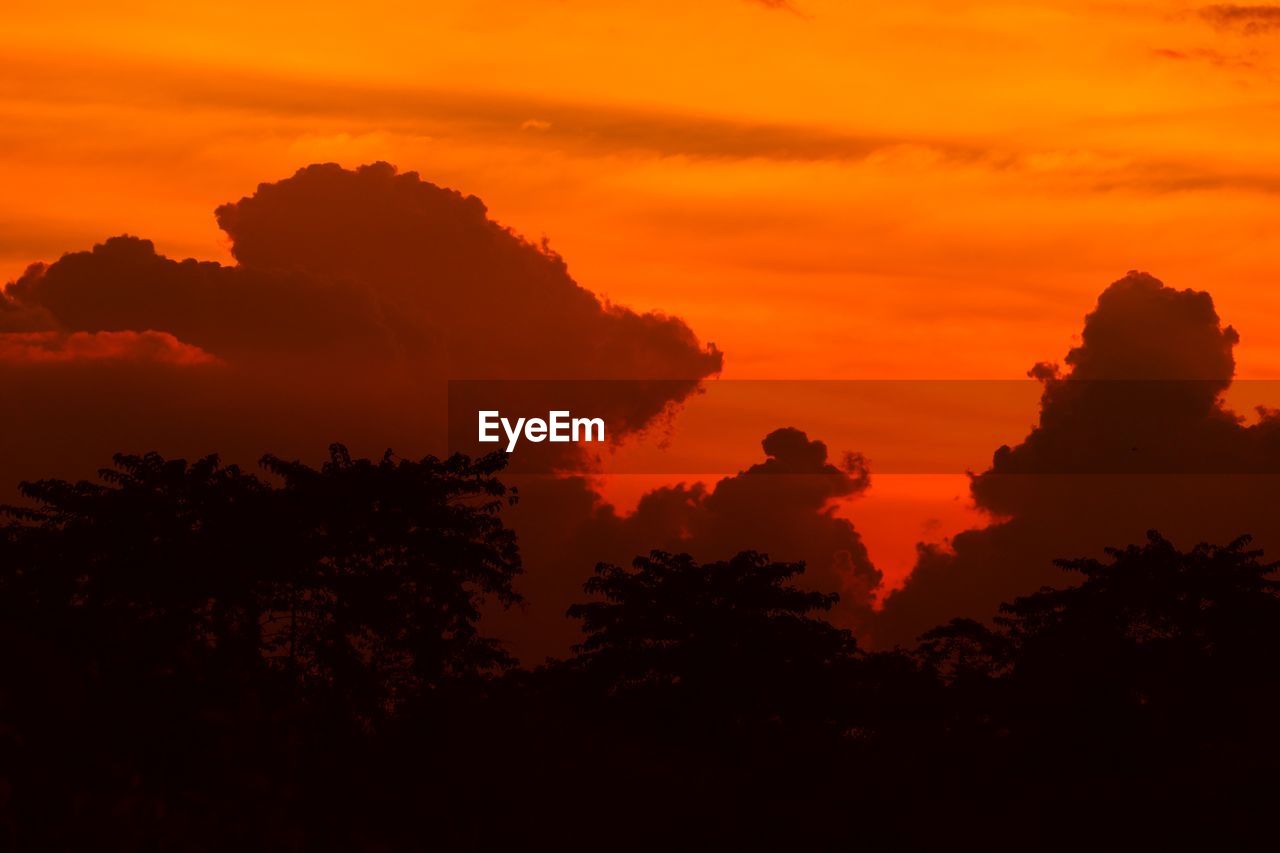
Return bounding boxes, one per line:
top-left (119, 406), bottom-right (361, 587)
top-left (0, 284), bottom-right (56, 332)
top-left (0, 162), bottom-right (720, 485)
top-left (0, 162), bottom-right (727, 662)
top-left (493, 427), bottom-right (882, 658)
top-left (214, 163), bottom-right (721, 383)
top-left (4, 235), bottom-right (419, 362)
top-left (875, 272), bottom-right (1280, 646)
top-left (611, 427), bottom-right (879, 615)
top-left (2, 163), bottom-right (720, 425)
top-left (7, 166), bottom-right (722, 392)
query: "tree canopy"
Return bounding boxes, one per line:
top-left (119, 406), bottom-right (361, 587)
top-left (3, 450), bottom-right (1280, 849)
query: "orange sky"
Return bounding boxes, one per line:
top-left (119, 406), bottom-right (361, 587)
top-left (5, 0), bottom-right (1280, 586)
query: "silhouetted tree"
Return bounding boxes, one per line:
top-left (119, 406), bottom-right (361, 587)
top-left (9, 442), bottom-right (1280, 852)
top-left (258, 444), bottom-right (522, 718)
top-left (913, 616), bottom-right (1014, 743)
top-left (567, 550), bottom-right (861, 735)
top-left (1, 451), bottom-right (273, 672)
top-left (997, 531), bottom-right (1280, 750)
top-left (0, 452), bottom-right (281, 847)
top-left (911, 531), bottom-right (1280, 844)
top-left (0, 444), bottom-right (523, 849)
top-left (917, 617), bottom-right (1013, 682)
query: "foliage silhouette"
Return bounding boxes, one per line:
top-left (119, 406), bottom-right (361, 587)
top-left (0, 445), bottom-right (522, 849)
top-left (567, 551), bottom-right (861, 735)
top-left (259, 445), bottom-right (522, 717)
top-left (915, 531), bottom-right (1280, 843)
top-left (3, 449), bottom-right (1280, 849)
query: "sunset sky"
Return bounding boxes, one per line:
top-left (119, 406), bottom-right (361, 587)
top-left (6, 0), bottom-right (1280, 588)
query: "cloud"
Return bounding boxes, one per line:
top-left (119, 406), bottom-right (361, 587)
top-left (213, 163), bottom-right (720, 383)
top-left (3, 163), bottom-right (720, 399)
top-left (1150, 46), bottom-right (1256, 70)
top-left (4, 235), bottom-right (419, 362)
top-left (875, 272), bottom-right (1280, 646)
top-left (0, 162), bottom-right (724, 663)
top-left (0, 161), bottom-right (721, 477)
top-left (0, 53), bottom-right (981, 166)
top-left (0, 330), bottom-right (216, 365)
top-left (615, 427), bottom-right (880, 619)
top-left (493, 427), bottom-right (882, 659)
top-left (12, 52), bottom-right (1280, 194)
top-left (0, 281), bottom-right (56, 332)
top-left (1201, 5), bottom-right (1280, 34)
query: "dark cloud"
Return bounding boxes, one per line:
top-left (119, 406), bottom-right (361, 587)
top-left (5, 165), bottom-right (721, 387)
top-left (2, 162), bottom-right (719, 405)
top-left (4, 235), bottom-right (421, 362)
top-left (608, 426), bottom-right (879, 619)
top-left (1201, 5), bottom-right (1280, 34)
top-left (0, 162), bottom-right (728, 664)
top-left (0, 281), bottom-right (56, 332)
top-left (0, 161), bottom-right (720, 475)
top-left (493, 427), bottom-right (882, 659)
top-left (214, 163), bottom-right (721, 384)
top-left (211, 163), bottom-right (721, 476)
top-left (875, 272), bottom-right (1280, 646)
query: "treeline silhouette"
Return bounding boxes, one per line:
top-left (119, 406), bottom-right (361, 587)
top-left (2, 446), bottom-right (1278, 850)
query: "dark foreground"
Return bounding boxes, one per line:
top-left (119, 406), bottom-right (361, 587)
top-left (2, 448), bottom-right (1278, 850)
